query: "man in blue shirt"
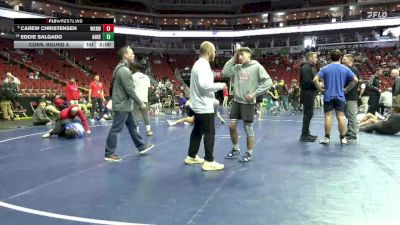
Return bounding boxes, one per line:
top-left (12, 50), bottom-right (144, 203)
top-left (313, 49), bottom-right (358, 145)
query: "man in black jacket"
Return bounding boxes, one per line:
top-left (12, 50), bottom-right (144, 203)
top-left (342, 54), bottom-right (360, 142)
top-left (299, 52), bottom-right (318, 142)
top-left (367, 67), bottom-right (382, 114)
top-left (0, 76), bottom-right (18, 120)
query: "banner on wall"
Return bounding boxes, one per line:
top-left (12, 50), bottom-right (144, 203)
top-left (317, 41), bottom-right (397, 50)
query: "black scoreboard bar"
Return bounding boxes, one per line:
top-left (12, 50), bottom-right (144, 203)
top-left (14, 18), bottom-right (115, 49)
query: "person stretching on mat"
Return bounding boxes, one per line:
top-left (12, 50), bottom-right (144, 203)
top-left (42, 104), bottom-right (90, 138)
top-left (167, 99), bottom-right (225, 126)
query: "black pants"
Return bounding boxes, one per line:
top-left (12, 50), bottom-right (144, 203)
top-left (301, 91), bottom-right (316, 136)
top-left (33, 121), bottom-right (49, 126)
top-left (90, 97), bottom-right (104, 119)
top-left (360, 122), bottom-right (398, 135)
top-left (367, 93), bottom-right (380, 114)
top-left (188, 112), bottom-right (215, 162)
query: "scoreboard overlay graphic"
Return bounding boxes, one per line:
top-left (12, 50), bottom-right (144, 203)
top-left (14, 18), bottom-right (114, 49)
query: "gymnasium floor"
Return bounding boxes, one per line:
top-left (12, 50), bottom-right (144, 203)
top-left (0, 109), bottom-right (399, 225)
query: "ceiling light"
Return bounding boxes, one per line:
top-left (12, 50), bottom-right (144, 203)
top-left (59, 7), bottom-right (62, 9)
top-left (276, 12), bottom-right (285, 16)
top-left (262, 13), bottom-right (268, 17)
top-left (46, 4), bottom-right (49, 6)
top-left (81, 10), bottom-right (84, 13)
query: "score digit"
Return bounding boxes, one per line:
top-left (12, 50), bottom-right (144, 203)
top-left (102, 24), bottom-right (114, 32)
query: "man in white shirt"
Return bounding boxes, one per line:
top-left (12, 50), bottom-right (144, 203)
top-left (131, 63), bottom-right (153, 136)
top-left (185, 41), bottom-right (226, 171)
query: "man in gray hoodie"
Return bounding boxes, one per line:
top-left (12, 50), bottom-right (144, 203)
top-left (222, 47), bottom-right (272, 162)
top-left (104, 46), bottom-right (154, 162)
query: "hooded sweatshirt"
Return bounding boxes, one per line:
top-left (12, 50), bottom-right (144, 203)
top-left (222, 56), bottom-right (272, 104)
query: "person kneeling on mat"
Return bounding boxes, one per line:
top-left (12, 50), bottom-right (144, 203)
top-left (42, 104), bottom-right (90, 138)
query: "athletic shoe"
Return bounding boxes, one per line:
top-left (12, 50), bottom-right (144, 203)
top-left (225, 149), bottom-right (240, 159)
top-left (347, 137), bottom-right (358, 143)
top-left (90, 119), bottom-right (95, 123)
top-left (319, 137), bottom-right (330, 145)
top-left (239, 152), bottom-right (253, 163)
top-left (42, 129), bottom-right (53, 138)
top-left (167, 120), bottom-right (176, 126)
top-left (100, 118), bottom-right (106, 122)
top-left (202, 160), bottom-right (224, 171)
top-left (105, 153), bottom-right (122, 162)
top-left (138, 144), bottom-right (155, 155)
top-left (340, 137), bottom-right (348, 145)
top-left (146, 130), bottom-right (154, 136)
top-left (184, 155), bottom-right (205, 164)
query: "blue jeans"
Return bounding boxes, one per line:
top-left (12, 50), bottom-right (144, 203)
top-left (105, 111), bottom-right (145, 156)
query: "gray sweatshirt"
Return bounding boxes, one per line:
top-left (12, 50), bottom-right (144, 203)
top-left (111, 61), bottom-right (142, 112)
top-left (222, 56), bottom-right (272, 104)
top-left (32, 107), bottom-right (51, 123)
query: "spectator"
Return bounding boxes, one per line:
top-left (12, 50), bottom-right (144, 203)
top-left (53, 94), bottom-right (67, 110)
top-left (65, 77), bottom-right (80, 105)
top-left (313, 49), bottom-right (358, 145)
top-left (88, 75), bottom-right (106, 121)
top-left (32, 100), bottom-right (53, 125)
top-left (0, 75), bottom-right (18, 120)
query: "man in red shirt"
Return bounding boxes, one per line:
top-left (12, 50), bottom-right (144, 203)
top-left (53, 94), bottom-right (67, 110)
top-left (42, 105), bottom-right (90, 138)
top-left (65, 78), bottom-right (80, 105)
top-left (89, 75), bottom-right (106, 121)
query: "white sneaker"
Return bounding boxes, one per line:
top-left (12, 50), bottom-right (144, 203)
top-left (90, 119), bottom-right (95, 123)
top-left (167, 120), bottom-right (176, 126)
top-left (319, 137), bottom-right (330, 145)
top-left (100, 118), bottom-right (106, 122)
top-left (202, 160), bottom-right (224, 171)
top-left (375, 112), bottom-right (385, 120)
top-left (184, 155), bottom-right (205, 164)
top-left (340, 137), bottom-right (348, 145)
top-left (42, 129), bottom-right (53, 138)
